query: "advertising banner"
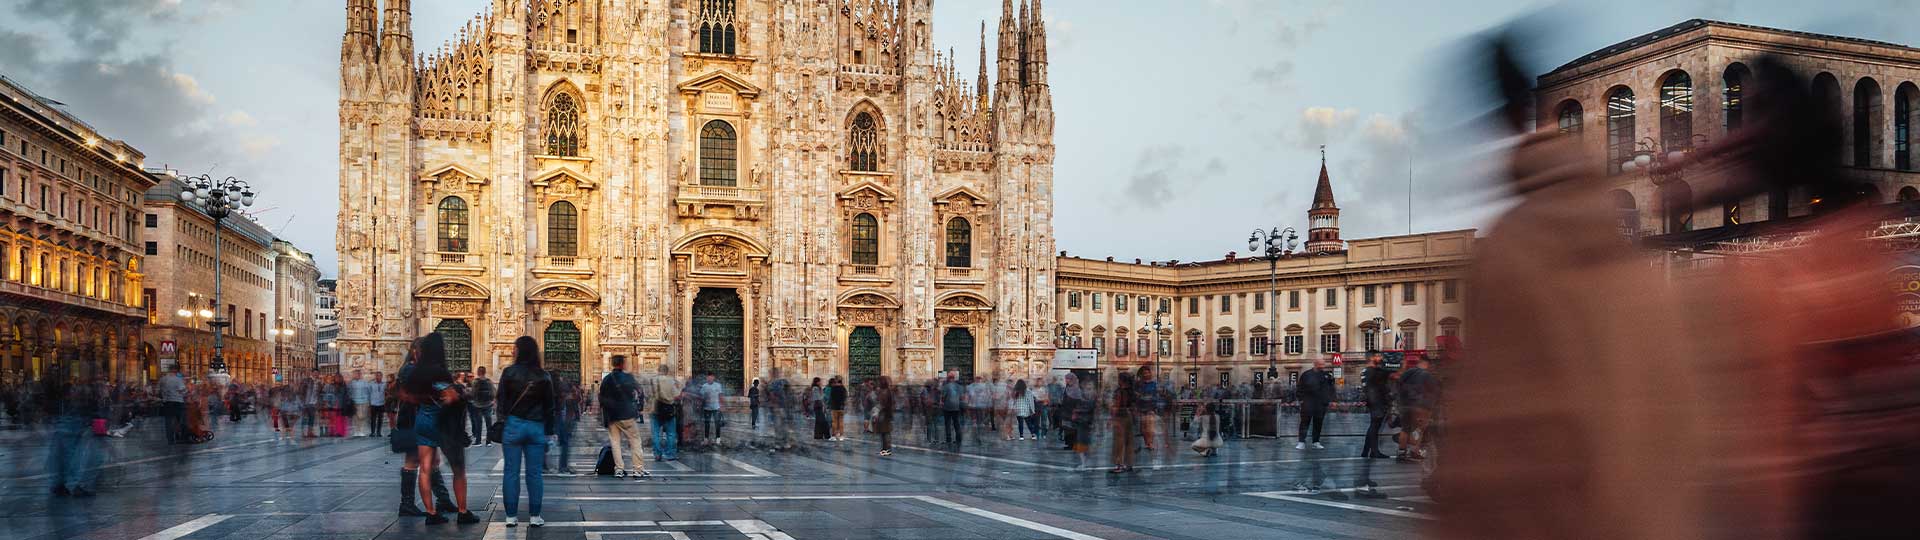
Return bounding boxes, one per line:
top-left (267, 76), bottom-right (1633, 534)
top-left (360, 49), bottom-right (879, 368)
top-left (1895, 252), bottom-right (1920, 328)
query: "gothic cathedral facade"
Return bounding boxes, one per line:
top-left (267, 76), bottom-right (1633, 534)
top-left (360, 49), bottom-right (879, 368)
top-left (335, 0), bottom-right (1057, 390)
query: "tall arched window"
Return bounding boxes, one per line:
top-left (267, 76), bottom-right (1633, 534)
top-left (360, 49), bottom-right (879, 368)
top-left (548, 201), bottom-right (578, 257)
top-left (1814, 73), bottom-right (1844, 163)
top-left (851, 213), bottom-right (879, 266)
top-left (850, 112), bottom-right (879, 171)
top-left (1556, 100), bottom-right (1583, 135)
top-left (699, 120), bottom-right (738, 186)
top-left (945, 217), bottom-right (972, 268)
top-left (697, 0), bottom-right (737, 55)
top-left (437, 197), bottom-right (469, 253)
top-left (1660, 71), bottom-right (1694, 151)
top-left (1723, 63), bottom-right (1749, 132)
top-left (1854, 78), bottom-right (1884, 168)
top-left (1897, 83), bottom-right (1917, 171)
top-left (1660, 180), bottom-right (1694, 234)
top-left (1607, 87), bottom-right (1636, 174)
top-left (545, 92), bottom-right (582, 157)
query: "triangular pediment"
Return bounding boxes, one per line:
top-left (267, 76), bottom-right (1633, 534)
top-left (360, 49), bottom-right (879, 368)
top-left (530, 167), bottom-right (597, 191)
top-left (677, 70), bottom-right (762, 98)
top-left (932, 186), bottom-right (989, 208)
top-left (420, 163), bottom-right (488, 186)
top-left (837, 180), bottom-right (898, 203)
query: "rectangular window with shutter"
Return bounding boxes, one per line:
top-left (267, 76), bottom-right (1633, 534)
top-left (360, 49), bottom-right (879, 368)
top-left (1404, 282), bottom-right (1417, 303)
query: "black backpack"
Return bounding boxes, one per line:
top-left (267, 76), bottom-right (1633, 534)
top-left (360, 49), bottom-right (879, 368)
top-left (595, 445), bottom-right (616, 475)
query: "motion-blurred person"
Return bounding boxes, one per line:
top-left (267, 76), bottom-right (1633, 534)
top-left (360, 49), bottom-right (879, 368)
top-left (807, 377), bottom-right (828, 440)
top-left (767, 368), bottom-right (793, 449)
top-left (699, 373), bottom-right (724, 445)
top-left (498, 336), bottom-right (557, 527)
top-left (1190, 401), bottom-right (1222, 457)
top-left (598, 355), bottom-right (648, 478)
top-left (1394, 355), bottom-right (1436, 461)
top-left (1108, 372), bottom-right (1139, 473)
top-left (276, 380), bottom-right (303, 442)
top-left (1429, 37), bottom-right (1704, 540)
top-left (826, 376), bottom-right (847, 441)
top-left (1012, 379), bottom-right (1037, 440)
top-left (368, 371), bottom-right (386, 437)
top-left (348, 369), bottom-right (370, 436)
top-left (873, 376), bottom-right (896, 456)
top-left (404, 332), bottom-right (479, 525)
top-left (553, 379), bottom-right (581, 474)
top-left (649, 363), bottom-right (683, 460)
top-left (1295, 357), bottom-right (1334, 450)
top-left (1359, 354), bottom-right (1393, 459)
top-left (159, 366), bottom-right (186, 444)
top-left (992, 375), bottom-right (1012, 440)
top-left (1062, 373), bottom-right (1095, 469)
top-left (45, 375), bottom-right (101, 496)
top-left (1136, 367), bottom-right (1161, 451)
top-left (940, 371), bottom-right (965, 444)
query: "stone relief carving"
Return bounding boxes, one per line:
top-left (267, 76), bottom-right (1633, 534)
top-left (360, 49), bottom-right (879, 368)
top-left (694, 242), bottom-right (742, 269)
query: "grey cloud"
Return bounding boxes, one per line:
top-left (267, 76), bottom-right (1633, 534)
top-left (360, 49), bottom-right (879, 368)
top-left (1124, 145), bottom-right (1226, 210)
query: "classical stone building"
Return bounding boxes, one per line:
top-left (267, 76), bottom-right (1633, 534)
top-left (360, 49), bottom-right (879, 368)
top-left (1056, 158), bottom-right (1470, 388)
top-left (1532, 19), bottom-right (1920, 237)
top-left (0, 75), bottom-right (156, 384)
top-left (140, 177), bottom-right (281, 385)
top-left (272, 240), bottom-right (320, 378)
top-left (336, 0), bottom-right (1056, 389)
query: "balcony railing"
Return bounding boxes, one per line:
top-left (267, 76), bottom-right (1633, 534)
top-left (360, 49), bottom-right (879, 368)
top-left (682, 185), bottom-right (764, 201)
top-left (839, 263), bottom-right (893, 282)
top-left (438, 252), bottom-right (467, 264)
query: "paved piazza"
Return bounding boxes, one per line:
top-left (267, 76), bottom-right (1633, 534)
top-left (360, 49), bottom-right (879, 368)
top-left (0, 412), bottom-right (1431, 540)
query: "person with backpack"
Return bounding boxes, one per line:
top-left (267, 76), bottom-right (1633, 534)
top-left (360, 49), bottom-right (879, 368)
top-left (468, 366), bottom-right (496, 448)
top-left (597, 355), bottom-right (649, 479)
top-left (497, 336), bottom-right (558, 527)
top-left (649, 363), bottom-right (683, 461)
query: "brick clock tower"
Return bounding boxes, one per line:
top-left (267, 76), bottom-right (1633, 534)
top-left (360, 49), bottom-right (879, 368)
top-left (1305, 146), bottom-right (1343, 253)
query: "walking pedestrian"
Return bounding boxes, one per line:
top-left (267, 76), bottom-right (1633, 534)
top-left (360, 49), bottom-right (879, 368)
top-left (873, 376), bottom-right (896, 456)
top-left (767, 368), bottom-right (794, 449)
top-left (649, 363), bottom-right (683, 460)
top-left (498, 336), bottom-right (557, 528)
top-left (993, 375), bottom-right (1012, 440)
top-left (1062, 374), bottom-right (1094, 468)
top-left (826, 376), bottom-right (848, 441)
top-left (553, 380), bottom-right (581, 474)
top-left (45, 375), bottom-right (101, 496)
top-left (747, 379), bottom-right (761, 429)
top-left (368, 372), bottom-right (386, 437)
top-left (469, 366), bottom-right (496, 448)
top-left (1393, 356), bottom-right (1435, 461)
top-left (1190, 401), bottom-right (1222, 457)
top-left (349, 370), bottom-right (370, 436)
top-left (1295, 358), bottom-right (1334, 450)
top-left (1359, 354), bottom-right (1393, 459)
top-left (940, 371), bottom-right (965, 444)
top-left (404, 333), bottom-right (479, 525)
top-left (1109, 372), bottom-right (1139, 473)
top-left (1012, 379), bottom-right (1036, 440)
top-left (699, 373), bottom-right (724, 445)
top-left (965, 375), bottom-right (991, 437)
top-left (597, 355), bottom-right (649, 478)
top-left (159, 367), bottom-right (186, 444)
top-left (1136, 367), bottom-right (1161, 451)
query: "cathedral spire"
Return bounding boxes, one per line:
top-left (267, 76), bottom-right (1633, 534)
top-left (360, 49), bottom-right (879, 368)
top-left (380, 0), bottom-right (414, 62)
top-left (1026, 0), bottom-right (1048, 90)
top-left (978, 21), bottom-right (990, 109)
top-left (343, 0), bottom-right (377, 59)
top-left (996, 0), bottom-right (1019, 88)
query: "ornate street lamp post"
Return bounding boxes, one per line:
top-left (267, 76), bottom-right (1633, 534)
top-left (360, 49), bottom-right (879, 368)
top-left (1248, 226), bottom-right (1298, 381)
top-left (1143, 309), bottom-right (1169, 383)
top-left (173, 173), bottom-right (255, 375)
top-left (269, 320), bottom-right (293, 382)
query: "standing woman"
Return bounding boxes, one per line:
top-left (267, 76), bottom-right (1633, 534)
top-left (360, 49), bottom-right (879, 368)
top-left (498, 336), bottom-right (557, 527)
top-left (405, 333), bottom-right (479, 525)
top-left (873, 376), bottom-right (896, 456)
top-left (1012, 380), bottom-right (1036, 441)
top-left (827, 377), bottom-right (848, 441)
top-left (1109, 372), bottom-right (1138, 473)
top-left (808, 378), bottom-right (828, 440)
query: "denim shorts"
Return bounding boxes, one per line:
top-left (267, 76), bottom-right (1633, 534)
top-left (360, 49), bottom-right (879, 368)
top-left (414, 407), bottom-right (441, 448)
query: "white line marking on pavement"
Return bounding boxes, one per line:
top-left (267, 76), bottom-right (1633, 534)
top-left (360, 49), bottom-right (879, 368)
top-left (1244, 491), bottom-right (1436, 520)
top-left (135, 514), bottom-right (232, 540)
top-left (584, 532), bottom-right (690, 540)
top-left (500, 495), bottom-right (1104, 540)
top-left (844, 437), bottom-right (1368, 471)
top-left (710, 454), bottom-right (778, 476)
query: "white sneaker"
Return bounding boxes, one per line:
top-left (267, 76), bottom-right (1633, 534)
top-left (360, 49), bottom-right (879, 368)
top-left (614, 470), bottom-right (626, 478)
top-left (1295, 442), bottom-right (1306, 450)
top-left (1312, 442), bottom-right (1326, 450)
top-left (529, 516), bottom-right (545, 527)
top-left (505, 517), bottom-right (517, 527)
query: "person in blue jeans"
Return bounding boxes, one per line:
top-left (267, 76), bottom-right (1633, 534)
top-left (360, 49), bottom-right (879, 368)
top-left (47, 377), bottom-right (102, 496)
top-left (497, 336), bottom-right (558, 527)
top-left (404, 333), bottom-right (478, 526)
top-left (649, 363), bottom-right (682, 461)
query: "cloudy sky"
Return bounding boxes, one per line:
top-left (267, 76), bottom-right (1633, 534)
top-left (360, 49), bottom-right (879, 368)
top-left (2, 0), bottom-right (1915, 276)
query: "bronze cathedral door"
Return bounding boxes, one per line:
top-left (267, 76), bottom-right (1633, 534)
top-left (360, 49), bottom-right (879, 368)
top-left (691, 288), bottom-right (745, 392)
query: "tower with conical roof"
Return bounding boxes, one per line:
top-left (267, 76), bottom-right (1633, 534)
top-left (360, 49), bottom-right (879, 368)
top-left (1305, 145), bottom-right (1343, 253)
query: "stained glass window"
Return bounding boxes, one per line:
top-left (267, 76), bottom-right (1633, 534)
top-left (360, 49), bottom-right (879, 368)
top-left (699, 120), bottom-right (738, 186)
top-left (851, 213), bottom-right (879, 265)
top-left (437, 197), bottom-right (469, 253)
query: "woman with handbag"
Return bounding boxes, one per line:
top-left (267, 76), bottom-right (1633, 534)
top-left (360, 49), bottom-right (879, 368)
top-left (405, 333), bottom-right (478, 525)
top-left (496, 336), bottom-right (557, 527)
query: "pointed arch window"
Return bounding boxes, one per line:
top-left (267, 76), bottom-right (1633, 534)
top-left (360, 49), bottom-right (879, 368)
top-left (1607, 87), bottom-right (1637, 174)
top-left (697, 0), bottom-right (738, 55)
top-left (437, 197), bottom-right (469, 253)
top-left (851, 213), bottom-right (879, 266)
top-left (699, 120), bottom-right (738, 186)
top-left (548, 201), bottom-right (578, 257)
top-left (945, 217), bottom-right (971, 268)
top-left (1897, 84), bottom-right (1916, 171)
top-left (1660, 71), bottom-right (1694, 151)
top-left (545, 92), bottom-right (582, 157)
top-left (850, 112), bottom-right (879, 171)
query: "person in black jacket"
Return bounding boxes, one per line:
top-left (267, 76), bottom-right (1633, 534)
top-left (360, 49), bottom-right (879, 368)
top-left (598, 355), bottom-right (649, 478)
top-left (497, 336), bottom-right (558, 527)
top-left (403, 333), bottom-right (478, 525)
top-left (827, 377), bottom-right (849, 441)
top-left (1359, 354), bottom-right (1394, 459)
top-left (1295, 357), bottom-right (1336, 450)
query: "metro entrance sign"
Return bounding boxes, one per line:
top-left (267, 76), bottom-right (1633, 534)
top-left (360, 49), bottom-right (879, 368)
top-left (159, 340), bottom-right (178, 372)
